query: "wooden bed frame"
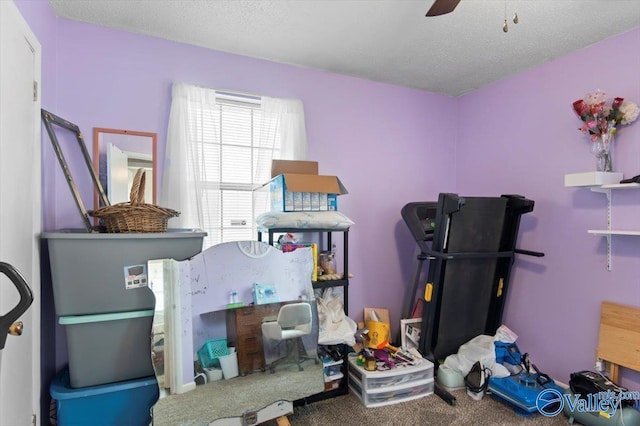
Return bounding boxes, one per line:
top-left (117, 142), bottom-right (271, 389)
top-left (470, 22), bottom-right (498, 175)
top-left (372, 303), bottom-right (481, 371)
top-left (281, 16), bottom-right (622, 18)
top-left (597, 301), bottom-right (640, 382)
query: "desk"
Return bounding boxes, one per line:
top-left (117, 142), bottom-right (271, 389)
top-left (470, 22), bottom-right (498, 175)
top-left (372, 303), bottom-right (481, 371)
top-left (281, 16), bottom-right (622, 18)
top-left (226, 304), bottom-right (282, 375)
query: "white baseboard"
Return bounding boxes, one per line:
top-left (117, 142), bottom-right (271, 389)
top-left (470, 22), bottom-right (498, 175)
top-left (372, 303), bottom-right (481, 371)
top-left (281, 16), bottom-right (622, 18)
top-left (176, 381), bottom-right (196, 394)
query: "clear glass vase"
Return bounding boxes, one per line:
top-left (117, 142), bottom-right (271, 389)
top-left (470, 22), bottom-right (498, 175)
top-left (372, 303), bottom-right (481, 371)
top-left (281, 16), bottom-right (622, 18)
top-left (591, 126), bottom-right (615, 172)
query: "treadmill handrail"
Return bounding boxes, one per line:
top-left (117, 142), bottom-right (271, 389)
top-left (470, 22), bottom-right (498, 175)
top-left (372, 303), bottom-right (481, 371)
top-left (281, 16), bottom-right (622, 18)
top-left (514, 248), bottom-right (544, 257)
top-left (420, 249), bottom-right (544, 260)
top-left (421, 247), bottom-right (544, 260)
top-left (421, 249), bottom-right (515, 260)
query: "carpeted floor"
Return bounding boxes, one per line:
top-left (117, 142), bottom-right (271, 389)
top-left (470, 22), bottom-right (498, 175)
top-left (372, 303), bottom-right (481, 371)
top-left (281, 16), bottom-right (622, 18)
top-left (152, 363), bottom-right (573, 425)
top-left (264, 388), bottom-right (572, 426)
top-left (154, 383), bottom-right (574, 425)
top-left (152, 362), bottom-right (324, 426)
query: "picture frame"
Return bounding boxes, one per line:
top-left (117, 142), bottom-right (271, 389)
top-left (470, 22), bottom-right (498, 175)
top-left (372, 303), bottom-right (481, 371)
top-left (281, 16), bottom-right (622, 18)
top-left (42, 109), bottom-right (110, 232)
top-left (400, 318), bottom-right (422, 350)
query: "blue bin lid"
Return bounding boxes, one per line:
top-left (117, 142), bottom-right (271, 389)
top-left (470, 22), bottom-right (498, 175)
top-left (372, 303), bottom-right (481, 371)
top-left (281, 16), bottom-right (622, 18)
top-left (58, 309), bottom-right (154, 325)
top-left (50, 367), bottom-right (158, 399)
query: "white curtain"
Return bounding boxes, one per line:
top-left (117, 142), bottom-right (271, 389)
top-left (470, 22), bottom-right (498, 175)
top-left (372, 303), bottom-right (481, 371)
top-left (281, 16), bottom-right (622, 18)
top-left (261, 96), bottom-right (307, 160)
top-left (160, 82), bottom-right (308, 230)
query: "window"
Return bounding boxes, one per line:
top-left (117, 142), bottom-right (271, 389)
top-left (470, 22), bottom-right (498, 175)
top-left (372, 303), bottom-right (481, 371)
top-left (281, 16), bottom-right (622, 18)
top-left (162, 83), bottom-right (307, 250)
top-left (195, 97), bottom-right (280, 248)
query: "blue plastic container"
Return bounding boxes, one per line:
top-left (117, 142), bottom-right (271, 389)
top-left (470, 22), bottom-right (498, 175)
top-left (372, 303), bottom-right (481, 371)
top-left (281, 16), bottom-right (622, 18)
top-left (50, 367), bottom-right (159, 426)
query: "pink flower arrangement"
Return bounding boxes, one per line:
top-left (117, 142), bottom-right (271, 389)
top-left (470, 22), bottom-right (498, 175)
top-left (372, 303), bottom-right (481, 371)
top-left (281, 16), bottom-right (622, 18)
top-left (572, 90), bottom-right (639, 141)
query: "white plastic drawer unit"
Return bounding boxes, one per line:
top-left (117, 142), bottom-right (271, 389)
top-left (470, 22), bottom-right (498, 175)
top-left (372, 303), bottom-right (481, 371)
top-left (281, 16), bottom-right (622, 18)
top-left (347, 356), bottom-right (434, 408)
top-left (349, 359), bottom-right (433, 389)
top-left (349, 375), bottom-right (434, 408)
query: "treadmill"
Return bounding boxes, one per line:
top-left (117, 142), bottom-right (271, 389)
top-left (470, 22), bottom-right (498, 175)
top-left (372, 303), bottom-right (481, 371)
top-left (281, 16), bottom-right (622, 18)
top-left (400, 201), bottom-right (438, 322)
top-left (401, 193), bottom-right (543, 404)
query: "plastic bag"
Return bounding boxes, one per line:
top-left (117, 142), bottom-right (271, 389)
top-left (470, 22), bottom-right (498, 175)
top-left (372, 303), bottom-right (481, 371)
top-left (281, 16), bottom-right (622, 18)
top-left (443, 324), bottom-right (517, 379)
top-left (315, 287), bottom-right (356, 346)
top-left (493, 324), bottom-right (518, 344)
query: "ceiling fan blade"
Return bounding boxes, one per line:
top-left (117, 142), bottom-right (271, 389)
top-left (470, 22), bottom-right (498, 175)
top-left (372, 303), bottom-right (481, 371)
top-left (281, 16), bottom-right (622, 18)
top-left (426, 0), bottom-right (461, 16)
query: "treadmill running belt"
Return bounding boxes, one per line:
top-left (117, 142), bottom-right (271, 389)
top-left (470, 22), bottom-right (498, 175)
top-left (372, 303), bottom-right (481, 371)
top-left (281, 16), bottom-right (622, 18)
top-left (433, 197), bottom-right (506, 360)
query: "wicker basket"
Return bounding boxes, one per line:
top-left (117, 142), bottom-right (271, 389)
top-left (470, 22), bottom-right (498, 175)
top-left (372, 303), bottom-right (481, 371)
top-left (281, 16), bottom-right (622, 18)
top-left (89, 169), bottom-right (179, 233)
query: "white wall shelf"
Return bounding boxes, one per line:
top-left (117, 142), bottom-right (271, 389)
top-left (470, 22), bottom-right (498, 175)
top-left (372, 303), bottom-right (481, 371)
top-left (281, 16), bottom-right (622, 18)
top-left (588, 230), bottom-right (640, 236)
top-left (564, 171), bottom-right (623, 187)
top-left (567, 179), bottom-right (640, 270)
top-left (590, 182), bottom-right (640, 195)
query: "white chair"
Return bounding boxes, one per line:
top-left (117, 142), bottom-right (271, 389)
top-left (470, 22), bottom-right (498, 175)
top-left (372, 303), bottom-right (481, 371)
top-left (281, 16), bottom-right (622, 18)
top-left (261, 302), bottom-right (317, 373)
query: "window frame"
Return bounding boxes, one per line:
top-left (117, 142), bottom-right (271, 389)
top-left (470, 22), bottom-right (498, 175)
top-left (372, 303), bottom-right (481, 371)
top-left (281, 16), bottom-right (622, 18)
top-left (195, 96), bottom-right (281, 248)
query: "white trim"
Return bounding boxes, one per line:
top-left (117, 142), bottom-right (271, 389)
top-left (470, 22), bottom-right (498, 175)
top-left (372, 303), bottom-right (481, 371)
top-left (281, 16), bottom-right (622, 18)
top-left (174, 381), bottom-right (196, 394)
top-left (30, 31), bottom-right (42, 426)
top-left (0, 2), bottom-right (41, 424)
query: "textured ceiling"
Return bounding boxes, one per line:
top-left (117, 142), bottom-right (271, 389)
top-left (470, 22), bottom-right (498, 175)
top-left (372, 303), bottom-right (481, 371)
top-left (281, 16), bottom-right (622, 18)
top-left (48, 0), bottom-right (640, 97)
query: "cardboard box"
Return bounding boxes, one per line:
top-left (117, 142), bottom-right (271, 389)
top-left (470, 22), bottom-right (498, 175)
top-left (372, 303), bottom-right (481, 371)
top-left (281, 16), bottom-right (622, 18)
top-left (364, 307), bottom-right (390, 325)
top-left (264, 160), bottom-right (348, 212)
top-left (272, 159), bottom-right (318, 176)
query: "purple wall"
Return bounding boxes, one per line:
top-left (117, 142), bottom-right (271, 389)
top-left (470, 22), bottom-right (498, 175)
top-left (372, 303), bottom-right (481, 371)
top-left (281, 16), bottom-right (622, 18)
top-left (45, 15), bottom-right (458, 340)
top-left (16, 0), bottom-right (457, 378)
top-left (16, 0), bottom-right (640, 392)
top-left (458, 28), bottom-right (640, 390)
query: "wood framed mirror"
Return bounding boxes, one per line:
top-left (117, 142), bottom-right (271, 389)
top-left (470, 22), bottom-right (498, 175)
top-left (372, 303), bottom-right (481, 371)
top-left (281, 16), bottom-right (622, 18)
top-left (93, 128), bottom-right (157, 210)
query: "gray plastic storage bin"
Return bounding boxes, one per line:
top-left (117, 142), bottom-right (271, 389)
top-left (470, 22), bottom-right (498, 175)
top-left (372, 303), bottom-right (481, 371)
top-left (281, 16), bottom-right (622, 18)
top-left (60, 310), bottom-right (156, 388)
top-left (42, 229), bottom-right (206, 316)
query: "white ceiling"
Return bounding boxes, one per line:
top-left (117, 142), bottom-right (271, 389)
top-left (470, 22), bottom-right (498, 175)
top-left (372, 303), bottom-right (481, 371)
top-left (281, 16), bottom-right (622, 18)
top-left (48, 0), bottom-right (640, 97)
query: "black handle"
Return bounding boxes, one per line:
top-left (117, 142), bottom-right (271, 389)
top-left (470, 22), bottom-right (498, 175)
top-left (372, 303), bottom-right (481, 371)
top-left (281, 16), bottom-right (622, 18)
top-left (0, 262), bottom-right (34, 350)
top-left (515, 248), bottom-right (545, 257)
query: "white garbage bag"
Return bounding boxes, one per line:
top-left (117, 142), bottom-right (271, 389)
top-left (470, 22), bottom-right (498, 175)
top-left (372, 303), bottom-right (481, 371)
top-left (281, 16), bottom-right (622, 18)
top-left (443, 325), bottom-right (517, 379)
top-left (315, 287), bottom-right (357, 346)
top-left (493, 324), bottom-right (518, 344)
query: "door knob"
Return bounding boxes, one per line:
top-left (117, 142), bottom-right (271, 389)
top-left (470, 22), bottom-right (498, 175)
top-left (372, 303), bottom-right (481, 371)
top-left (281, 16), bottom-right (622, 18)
top-left (8, 321), bottom-right (23, 336)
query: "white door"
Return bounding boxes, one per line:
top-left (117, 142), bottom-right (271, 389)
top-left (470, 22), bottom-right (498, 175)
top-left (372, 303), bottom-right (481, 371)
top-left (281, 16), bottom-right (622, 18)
top-left (0, 1), bottom-right (42, 425)
top-left (108, 142), bottom-right (130, 204)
